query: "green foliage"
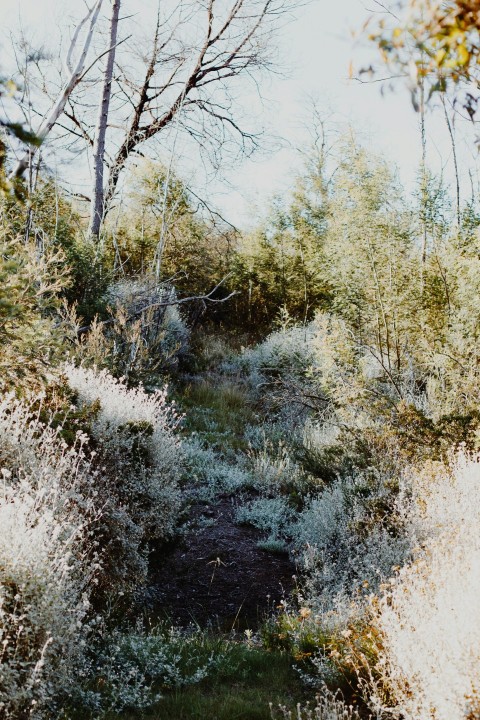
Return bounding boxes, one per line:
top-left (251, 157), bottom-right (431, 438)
top-left (367, 0), bottom-right (480, 113)
top-left (235, 136), bottom-right (480, 451)
top-left (261, 605), bottom-right (379, 702)
top-left (0, 74), bottom-right (40, 196)
top-left (74, 278), bottom-right (190, 383)
top-left (393, 402), bottom-right (480, 458)
top-left (320, 142), bottom-right (422, 376)
top-left (1, 178), bottom-right (110, 332)
top-left (78, 630), bottom-right (306, 720)
top-left (0, 231), bottom-right (67, 391)
top-left (179, 379), bottom-right (255, 451)
top-left (107, 161), bottom-right (233, 305)
top-left (5, 180), bottom-right (109, 321)
top-left (227, 136), bottom-right (428, 343)
top-left (230, 169), bottom-right (331, 329)
top-left (2, 58), bottom-right (480, 720)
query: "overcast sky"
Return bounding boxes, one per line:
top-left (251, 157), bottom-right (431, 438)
top-left (1, 0), bottom-right (478, 226)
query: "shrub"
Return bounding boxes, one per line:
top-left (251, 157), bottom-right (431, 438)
top-left (250, 440), bottom-right (307, 497)
top-left (236, 496), bottom-right (295, 548)
top-left (77, 625), bottom-right (221, 715)
top-left (189, 333), bottom-right (236, 373)
top-left (371, 451), bottom-right (480, 720)
top-left (0, 234), bottom-right (68, 393)
top-left (241, 322), bottom-right (318, 377)
top-left (235, 322), bottom-right (323, 421)
top-left (105, 278), bottom-right (189, 380)
top-left (72, 278), bottom-right (189, 383)
top-left (184, 438), bottom-right (254, 501)
top-left (292, 474), bottom-right (409, 612)
top-left (1, 178), bottom-right (109, 324)
top-left (294, 419), bottom-right (344, 485)
top-left (0, 395), bottom-right (97, 718)
top-left (66, 364), bottom-right (183, 597)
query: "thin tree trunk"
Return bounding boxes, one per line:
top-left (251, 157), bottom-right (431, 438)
top-left (420, 78), bottom-right (427, 269)
top-left (9, 0), bottom-right (104, 180)
top-left (442, 96), bottom-right (461, 229)
top-left (89, 0), bottom-right (121, 240)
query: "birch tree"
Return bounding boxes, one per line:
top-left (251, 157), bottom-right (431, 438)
top-left (88, 0), bottom-right (121, 239)
top-left (62, 0), bottom-right (295, 224)
top-left (9, 0), bottom-right (104, 180)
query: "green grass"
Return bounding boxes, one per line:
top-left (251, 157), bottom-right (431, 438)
top-left (100, 642), bottom-right (307, 720)
top-left (178, 380), bottom-right (256, 451)
top-left (70, 629), bottom-right (308, 720)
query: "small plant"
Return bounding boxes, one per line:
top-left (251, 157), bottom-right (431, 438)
top-left (184, 437), bottom-right (254, 501)
top-left (258, 538), bottom-right (289, 554)
top-left (270, 688), bottom-right (364, 720)
top-left (250, 440), bottom-right (307, 496)
top-left (236, 496), bottom-right (294, 547)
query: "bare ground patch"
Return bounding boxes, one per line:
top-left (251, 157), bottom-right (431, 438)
top-left (147, 496), bottom-right (296, 630)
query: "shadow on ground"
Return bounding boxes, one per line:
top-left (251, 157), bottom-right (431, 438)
top-left (147, 496), bottom-right (296, 630)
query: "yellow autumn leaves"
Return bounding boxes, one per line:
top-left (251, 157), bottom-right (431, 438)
top-left (368, 0), bottom-right (480, 93)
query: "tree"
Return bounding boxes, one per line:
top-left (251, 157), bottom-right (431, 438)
top-left (322, 140), bottom-right (421, 364)
top-left (101, 0), bottom-right (293, 213)
top-left (89, 0), bottom-right (121, 239)
top-left (232, 181), bottom-right (330, 328)
top-left (227, 110), bottom-right (333, 329)
top-left (9, 0), bottom-right (105, 180)
top-left (110, 159), bottom-right (234, 299)
top-left (11, 0), bottom-right (294, 234)
top-left (0, 74), bottom-right (40, 194)
top-left (367, 0), bottom-right (480, 116)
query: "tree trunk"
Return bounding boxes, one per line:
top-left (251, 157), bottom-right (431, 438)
top-left (9, 0), bottom-right (104, 180)
top-left (89, 0), bottom-right (121, 240)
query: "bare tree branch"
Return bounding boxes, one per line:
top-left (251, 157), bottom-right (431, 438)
top-left (9, 0), bottom-right (105, 179)
top-left (101, 0), bottom-right (292, 213)
top-left (76, 273), bottom-right (238, 336)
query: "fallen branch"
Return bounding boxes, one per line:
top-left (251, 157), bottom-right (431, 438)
top-left (76, 274), bottom-right (237, 337)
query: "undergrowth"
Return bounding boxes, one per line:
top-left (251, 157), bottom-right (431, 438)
top-left (178, 379), bottom-right (256, 452)
top-left (70, 629), bottom-right (307, 720)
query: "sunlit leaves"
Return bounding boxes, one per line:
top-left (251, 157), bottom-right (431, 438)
top-left (367, 0), bottom-right (480, 114)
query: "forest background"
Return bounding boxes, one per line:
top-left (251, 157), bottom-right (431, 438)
top-left (1, 2), bottom-right (480, 720)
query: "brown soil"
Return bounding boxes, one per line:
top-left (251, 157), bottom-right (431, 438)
top-left (148, 496), bottom-right (296, 630)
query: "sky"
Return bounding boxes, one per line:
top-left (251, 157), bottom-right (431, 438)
top-left (1, 0), bottom-right (479, 227)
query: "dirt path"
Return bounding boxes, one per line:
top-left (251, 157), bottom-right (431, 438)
top-left (148, 496), bottom-right (296, 630)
